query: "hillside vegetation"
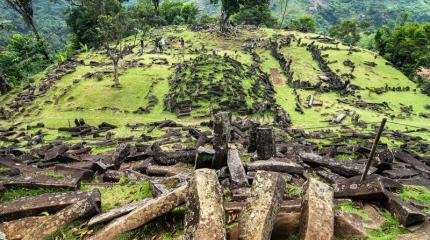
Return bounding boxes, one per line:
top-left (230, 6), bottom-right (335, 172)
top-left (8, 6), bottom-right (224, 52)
top-left (1, 26), bottom-right (429, 146)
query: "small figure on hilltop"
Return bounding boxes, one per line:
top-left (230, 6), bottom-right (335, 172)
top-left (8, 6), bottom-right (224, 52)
top-left (139, 39), bottom-right (145, 55)
top-left (179, 37), bottom-right (185, 60)
top-left (159, 37), bottom-right (166, 52)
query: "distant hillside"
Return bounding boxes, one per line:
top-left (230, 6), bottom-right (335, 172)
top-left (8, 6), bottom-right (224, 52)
top-left (1, 26), bottom-right (429, 149)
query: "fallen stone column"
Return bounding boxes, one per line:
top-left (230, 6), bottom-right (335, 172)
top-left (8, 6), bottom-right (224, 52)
top-left (184, 169), bottom-right (226, 239)
top-left (383, 191), bottom-right (426, 227)
top-left (246, 160), bottom-right (304, 174)
top-left (21, 198), bottom-right (100, 240)
top-left (256, 127), bottom-right (276, 160)
top-left (0, 189), bottom-right (101, 222)
top-left (239, 171), bottom-right (285, 240)
top-left (227, 149), bottom-right (248, 188)
top-left (0, 174), bottom-right (80, 190)
top-left (89, 185), bottom-right (188, 240)
top-left (300, 178), bottom-right (334, 240)
top-left (88, 198), bottom-right (152, 227)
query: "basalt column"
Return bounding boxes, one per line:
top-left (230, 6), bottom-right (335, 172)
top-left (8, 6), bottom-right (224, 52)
top-left (212, 112), bottom-right (231, 169)
top-left (256, 127), bottom-right (276, 160)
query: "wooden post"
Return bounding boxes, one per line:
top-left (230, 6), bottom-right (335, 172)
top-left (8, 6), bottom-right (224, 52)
top-left (360, 118), bottom-right (387, 182)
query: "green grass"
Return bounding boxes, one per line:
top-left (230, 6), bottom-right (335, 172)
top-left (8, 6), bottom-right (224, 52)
top-left (1, 26), bottom-right (429, 145)
top-left (399, 185), bottom-right (430, 205)
top-left (286, 183), bottom-right (301, 198)
top-left (336, 202), bottom-right (371, 221)
top-left (80, 180), bottom-right (152, 212)
top-left (0, 187), bottom-right (68, 202)
top-left (367, 210), bottom-right (409, 240)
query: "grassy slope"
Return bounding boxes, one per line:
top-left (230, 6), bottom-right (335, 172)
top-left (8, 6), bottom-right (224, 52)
top-left (1, 26), bottom-right (429, 143)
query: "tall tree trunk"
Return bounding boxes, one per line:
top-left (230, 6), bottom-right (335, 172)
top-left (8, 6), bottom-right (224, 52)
top-left (113, 58), bottom-right (120, 88)
top-left (220, 10), bottom-right (230, 33)
top-left (280, 0), bottom-right (289, 28)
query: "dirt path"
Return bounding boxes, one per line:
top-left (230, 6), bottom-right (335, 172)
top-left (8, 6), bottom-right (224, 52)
top-left (270, 68), bottom-right (283, 85)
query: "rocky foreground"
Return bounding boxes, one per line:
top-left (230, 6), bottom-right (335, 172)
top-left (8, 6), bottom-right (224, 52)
top-left (0, 110), bottom-right (429, 239)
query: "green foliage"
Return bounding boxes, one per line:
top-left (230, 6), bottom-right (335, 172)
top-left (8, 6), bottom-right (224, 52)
top-left (160, 0), bottom-right (183, 25)
top-left (336, 202), bottom-right (371, 221)
top-left (181, 2), bottom-right (199, 24)
top-left (367, 210), bottom-right (409, 240)
top-left (232, 4), bottom-right (277, 27)
top-left (375, 22), bottom-right (430, 77)
top-left (0, 33), bottom-right (49, 84)
top-left (81, 180), bottom-right (152, 211)
top-left (288, 15), bottom-right (316, 33)
top-left (198, 14), bottom-right (218, 24)
top-left (65, 0), bottom-right (124, 48)
top-left (0, 187), bottom-right (68, 202)
top-left (399, 185), bottom-right (430, 205)
top-left (329, 19), bottom-right (363, 45)
top-left (285, 183), bottom-right (301, 198)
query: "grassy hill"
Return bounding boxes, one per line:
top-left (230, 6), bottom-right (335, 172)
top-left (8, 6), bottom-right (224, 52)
top-left (1, 25), bottom-right (429, 147)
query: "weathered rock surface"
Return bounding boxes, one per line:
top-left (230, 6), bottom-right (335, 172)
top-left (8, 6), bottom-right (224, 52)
top-left (383, 191), bottom-right (426, 227)
top-left (0, 174), bottom-right (80, 190)
top-left (227, 149), bottom-right (248, 188)
top-left (246, 160), bottom-right (304, 174)
top-left (239, 171), bottom-right (285, 240)
top-left (184, 169), bottom-right (226, 240)
top-left (333, 176), bottom-right (387, 200)
top-left (212, 112), bottom-right (231, 169)
top-left (88, 198), bottom-right (152, 227)
top-left (300, 178), bottom-right (334, 240)
top-left (89, 185), bottom-right (187, 240)
top-left (21, 198), bottom-right (100, 240)
top-left (397, 220), bottom-right (430, 240)
top-left (0, 189), bottom-right (101, 221)
top-left (335, 211), bottom-right (367, 239)
top-left (256, 127), bottom-right (276, 160)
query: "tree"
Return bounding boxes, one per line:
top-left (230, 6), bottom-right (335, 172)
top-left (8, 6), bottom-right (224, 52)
top-left (181, 2), bottom-right (199, 24)
top-left (65, 0), bottom-right (124, 48)
top-left (329, 19), bottom-right (364, 45)
top-left (0, 33), bottom-right (48, 84)
top-left (375, 22), bottom-right (430, 77)
top-left (289, 15), bottom-right (316, 32)
top-left (160, 0), bottom-right (183, 24)
top-left (210, 0), bottom-right (275, 32)
top-left (4, 0), bottom-right (51, 61)
top-left (210, 0), bottom-right (241, 32)
top-left (129, 0), bottom-right (164, 27)
top-left (232, 4), bottom-right (277, 27)
top-left (97, 8), bottom-right (133, 88)
top-left (279, 0), bottom-right (289, 27)
top-left (152, 0), bottom-right (160, 15)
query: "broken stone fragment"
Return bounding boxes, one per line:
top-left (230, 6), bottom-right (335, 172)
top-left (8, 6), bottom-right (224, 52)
top-left (333, 176), bottom-right (387, 200)
top-left (0, 189), bottom-right (101, 222)
top-left (0, 173), bottom-right (80, 191)
top-left (89, 185), bottom-right (187, 240)
top-left (20, 198), bottom-right (99, 240)
top-left (149, 180), bottom-right (170, 197)
top-left (300, 178), bottom-right (334, 240)
top-left (239, 171), bottom-right (285, 240)
top-left (300, 152), bottom-right (369, 177)
top-left (146, 163), bottom-right (191, 176)
top-left (184, 169), bottom-right (226, 240)
top-left (88, 198), bottom-right (152, 227)
top-left (194, 146), bottom-right (215, 169)
top-left (383, 191), bottom-right (426, 227)
top-left (227, 149), bottom-right (248, 188)
top-left (256, 127), bottom-right (276, 160)
top-left (0, 216), bottom-right (50, 240)
top-left (334, 211), bottom-right (367, 239)
top-left (246, 160), bottom-right (304, 174)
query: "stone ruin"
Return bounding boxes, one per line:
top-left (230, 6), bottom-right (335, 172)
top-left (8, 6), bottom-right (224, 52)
top-left (163, 53), bottom-right (290, 124)
top-left (0, 111), bottom-right (429, 239)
